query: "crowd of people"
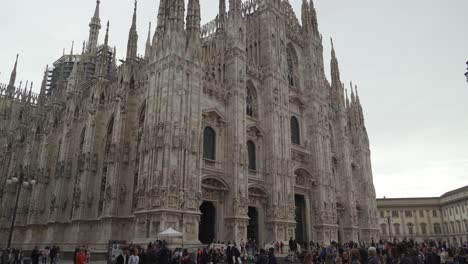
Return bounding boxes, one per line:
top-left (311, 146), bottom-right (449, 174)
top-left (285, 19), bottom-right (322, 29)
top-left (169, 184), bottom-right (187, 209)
top-left (1, 238), bottom-right (466, 264)
top-left (293, 239), bottom-right (467, 264)
top-left (1, 246), bottom-right (62, 264)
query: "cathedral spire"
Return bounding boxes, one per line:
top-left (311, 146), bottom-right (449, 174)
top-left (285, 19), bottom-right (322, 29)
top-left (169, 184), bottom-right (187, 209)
top-left (8, 54), bottom-right (19, 88)
top-left (310, 0), bottom-right (319, 37)
top-left (156, 0), bottom-right (168, 38)
top-left (70, 41), bottom-right (75, 56)
top-left (355, 85), bottom-right (361, 104)
top-left (145, 22), bottom-right (152, 60)
top-left (330, 38), bottom-right (341, 86)
top-left (168, 0), bottom-right (185, 31)
top-left (38, 65), bottom-right (48, 104)
top-left (350, 82), bottom-right (355, 103)
top-left (186, 0), bottom-right (201, 34)
top-left (104, 21), bottom-right (110, 47)
top-left (229, 0), bottom-right (242, 18)
top-left (345, 89), bottom-right (350, 108)
top-left (301, 0), bottom-right (311, 34)
top-left (87, 0), bottom-right (102, 54)
top-left (219, 0), bottom-right (226, 29)
top-left (126, 0), bottom-right (139, 60)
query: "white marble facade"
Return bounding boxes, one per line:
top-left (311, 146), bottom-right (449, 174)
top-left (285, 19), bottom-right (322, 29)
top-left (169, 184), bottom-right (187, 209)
top-left (0, 0), bottom-right (379, 249)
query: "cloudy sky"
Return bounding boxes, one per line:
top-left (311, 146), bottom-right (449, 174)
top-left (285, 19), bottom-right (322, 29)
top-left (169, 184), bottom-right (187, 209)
top-left (1, 0), bottom-right (467, 198)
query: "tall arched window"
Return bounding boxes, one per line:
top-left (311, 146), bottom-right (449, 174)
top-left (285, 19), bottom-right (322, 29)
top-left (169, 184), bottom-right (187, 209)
top-left (407, 223), bottom-right (414, 235)
top-left (291, 116), bottom-right (300, 145)
top-left (286, 44), bottom-right (299, 87)
top-left (420, 223), bottom-right (427, 235)
top-left (247, 140), bottom-right (256, 171)
top-left (203, 127), bottom-right (216, 160)
top-left (394, 223), bottom-right (401, 235)
top-left (433, 223), bottom-right (442, 234)
top-left (246, 82), bottom-right (258, 118)
top-left (380, 224), bottom-right (387, 235)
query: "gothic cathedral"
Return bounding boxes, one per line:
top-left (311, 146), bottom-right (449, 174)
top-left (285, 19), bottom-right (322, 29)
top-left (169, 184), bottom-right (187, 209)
top-left (0, 0), bottom-right (379, 248)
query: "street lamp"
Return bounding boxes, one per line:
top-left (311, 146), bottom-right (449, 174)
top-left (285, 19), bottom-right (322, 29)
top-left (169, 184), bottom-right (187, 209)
top-left (6, 174), bottom-right (36, 248)
top-left (386, 216), bottom-right (393, 241)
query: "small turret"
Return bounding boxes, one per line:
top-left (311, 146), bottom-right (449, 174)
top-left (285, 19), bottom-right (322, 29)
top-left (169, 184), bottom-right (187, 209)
top-left (126, 0), bottom-right (138, 60)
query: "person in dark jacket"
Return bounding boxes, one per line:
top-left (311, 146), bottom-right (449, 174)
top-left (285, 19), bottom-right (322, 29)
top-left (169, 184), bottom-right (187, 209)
top-left (268, 248), bottom-right (277, 264)
top-left (158, 244), bottom-right (170, 264)
top-left (116, 248), bottom-right (129, 264)
top-left (31, 247), bottom-right (41, 264)
top-left (49, 247), bottom-right (57, 264)
top-left (256, 249), bottom-right (269, 264)
top-left (226, 246), bottom-right (233, 264)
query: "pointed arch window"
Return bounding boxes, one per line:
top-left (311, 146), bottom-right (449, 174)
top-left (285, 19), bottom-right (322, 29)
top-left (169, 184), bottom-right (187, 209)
top-left (287, 44), bottom-right (299, 87)
top-left (247, 140), bottom-right (256, 171)
top-left (246, 82), bottom-right (258, 118)
top-left (203, 127), bottom-right (216, 160)
top-left (129, 76), bottom-right (135, 90)
top-left (291, 116), bottom-right (301, 145)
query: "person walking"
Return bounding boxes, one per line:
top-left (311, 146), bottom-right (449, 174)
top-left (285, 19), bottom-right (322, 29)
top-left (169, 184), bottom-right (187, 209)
top-left (116, 248), bottom-right (129, 264)
top-left (304, 251), bottom-right (314, 264)
top-left (75, 249), bottom-right (86, 264)
top-left (255, 249), bottom-right (269, 264)
top-left (268, 248), bottom-right (277, 264)
top-left (367, 247), bottom-right (380, 264)
top-left (128, 249), bottom-right (139, 264)
top-left (31, 247), bottom-right (41, 264)
top-left (349, 248), bottom-right (362, 264)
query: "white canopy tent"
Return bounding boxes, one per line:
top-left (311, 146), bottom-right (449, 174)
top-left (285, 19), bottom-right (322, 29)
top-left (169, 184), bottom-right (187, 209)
top-left (158, 227), bottom-right (183, 238)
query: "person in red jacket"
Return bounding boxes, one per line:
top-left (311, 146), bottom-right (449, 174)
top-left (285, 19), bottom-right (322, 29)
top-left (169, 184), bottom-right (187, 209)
top-left (75, 248), bottom-right (86, 264)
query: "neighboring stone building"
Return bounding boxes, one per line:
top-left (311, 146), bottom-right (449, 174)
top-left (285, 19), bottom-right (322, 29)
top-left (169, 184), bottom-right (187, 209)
top-left (377, 186), bottom-right (468, 246)
top-left (0, 0), bottom-right (379, 249)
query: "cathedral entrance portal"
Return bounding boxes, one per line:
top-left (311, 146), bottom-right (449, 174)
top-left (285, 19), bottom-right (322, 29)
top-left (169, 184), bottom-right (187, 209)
top-left (247, 207), bottom-right (259, 245)
top-left (295, 194), bottom-right (306, 244)
top-left (199, 201), bottom-right (216, 244)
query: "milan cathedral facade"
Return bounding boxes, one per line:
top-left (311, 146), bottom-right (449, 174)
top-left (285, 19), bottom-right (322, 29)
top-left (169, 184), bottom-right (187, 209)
top-left (0, 0), bottom-right (379, 248)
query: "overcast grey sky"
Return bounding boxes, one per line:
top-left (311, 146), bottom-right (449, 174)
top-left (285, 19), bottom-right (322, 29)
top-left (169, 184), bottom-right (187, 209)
top-left (1, 0), bottom-right (467, 198)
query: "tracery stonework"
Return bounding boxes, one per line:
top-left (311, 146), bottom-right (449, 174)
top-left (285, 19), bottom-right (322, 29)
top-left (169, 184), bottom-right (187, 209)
top-left (0, 0), bottom-right (379, 248)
